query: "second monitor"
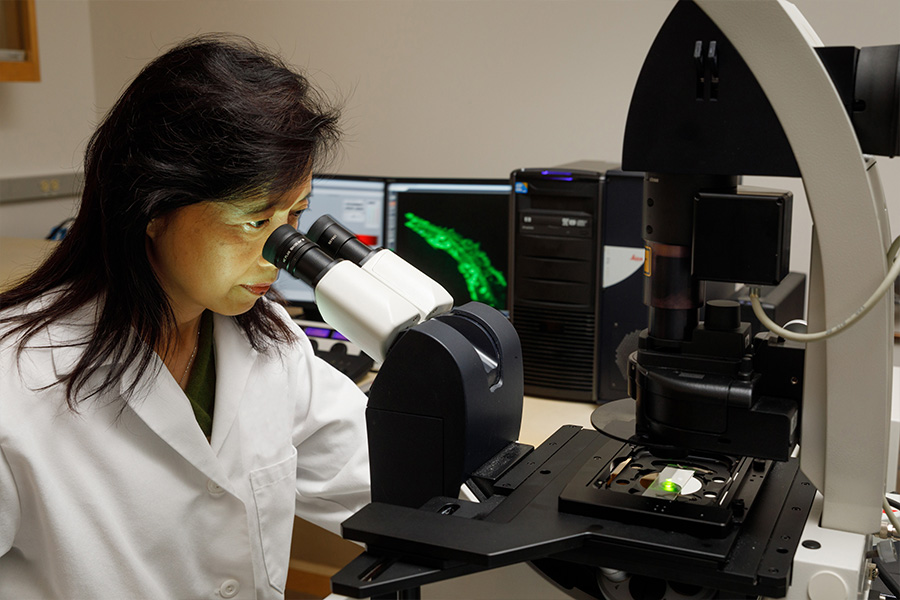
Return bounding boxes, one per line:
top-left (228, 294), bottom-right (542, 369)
top-left (384, 179), bottom-right (512, 313)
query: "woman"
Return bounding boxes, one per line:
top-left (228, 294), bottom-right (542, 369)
top-left (0, 35), bottom-right (370, 599)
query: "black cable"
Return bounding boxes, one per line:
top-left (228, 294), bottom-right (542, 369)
top-left (594, 426), bottom-right (637, 446)
top-left (876, 556), bottom-right (900, 598)
top-left (593, 427), bottom-right (688, 458)
top-left (887, 496), bottom-right (900, 512)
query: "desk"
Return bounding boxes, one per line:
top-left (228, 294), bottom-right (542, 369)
top-left (519, 396), bottom-right (597, 447)
top-left (0, 236), bottom-right (56, 291)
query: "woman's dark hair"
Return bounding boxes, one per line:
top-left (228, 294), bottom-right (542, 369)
top-left (0, 33), bottom-right (342, 409)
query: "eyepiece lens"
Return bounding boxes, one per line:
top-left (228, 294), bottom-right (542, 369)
top-left (307, 215), bottom-right (375, 265)
top-left (263, 224), bottom-right (337, 286)
top-left (262, 224), bottom-right (303, 269)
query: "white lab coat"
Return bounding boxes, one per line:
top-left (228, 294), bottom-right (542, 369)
top-left (0, 297), bottom-right (370, 600)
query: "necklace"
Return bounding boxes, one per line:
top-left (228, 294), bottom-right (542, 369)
top-left (178, 324), bottom-right (201, 388)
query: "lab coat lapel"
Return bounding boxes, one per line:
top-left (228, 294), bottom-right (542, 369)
top-left (209, 313), bottom-right (256, 456)
top-left (125, 360), bottom-right (233, 489)
top-left (43, 297), bottom-right (233, 489)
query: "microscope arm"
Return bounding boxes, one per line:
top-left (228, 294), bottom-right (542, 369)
top-left (695, 0), bottom-right (893, 536)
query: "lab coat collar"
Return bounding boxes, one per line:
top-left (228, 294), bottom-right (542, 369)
top-left (40, 297), bottom-right (258, 493)
top-left (127, 368), bottom-right (237, 490)
top-left (37, 304), bottom-right (233, 489)
top-left (124, 313), bottom-right (260, 490)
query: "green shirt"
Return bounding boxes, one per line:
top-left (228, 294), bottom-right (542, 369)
top-left (184, 311), bottom-right (216, 439)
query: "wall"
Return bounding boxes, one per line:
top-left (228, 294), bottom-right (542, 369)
top-left (2, 1), bottom-right (899, 258)
top-left (88, 1), bottom-right (666, 177)
top-left (84, 0), bottom-right (900, 281)
top-left (4, 1), bottom-right (899, 269)
top-left (0, 0), bottom-right (96, 238)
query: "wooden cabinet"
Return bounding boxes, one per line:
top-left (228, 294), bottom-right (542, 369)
top-left (1, 0), bottom-right (40, 82)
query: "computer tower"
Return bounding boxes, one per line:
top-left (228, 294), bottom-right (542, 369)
top-left (509, 162), bottom-right (646, 403)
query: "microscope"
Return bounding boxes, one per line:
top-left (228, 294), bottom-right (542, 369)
top-left (269, 1), bottom-right (900, 597)
top-left (263, 217), bottom-right (525, 510)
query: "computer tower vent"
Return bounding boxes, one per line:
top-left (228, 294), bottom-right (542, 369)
top-left (512, 304), bottom-right (596, 394)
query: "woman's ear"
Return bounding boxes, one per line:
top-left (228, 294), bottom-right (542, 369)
top-left (146, 218), bottom-right (160, 240)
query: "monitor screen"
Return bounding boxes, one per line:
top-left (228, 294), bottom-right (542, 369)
top-left (272, 175), bottom-right (386, 311)
top-left (385, 179), bottom-right (512, 312)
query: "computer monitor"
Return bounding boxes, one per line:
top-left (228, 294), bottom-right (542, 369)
top-left (385, 178), bottom-right (512, 313)
top-left (271, 175), bottom-right (386, 316)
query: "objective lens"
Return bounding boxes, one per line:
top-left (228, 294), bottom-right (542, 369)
top-left (307, 215), bottom-right (375, 265)
top-left (262, 224), bottom-right (338, 286)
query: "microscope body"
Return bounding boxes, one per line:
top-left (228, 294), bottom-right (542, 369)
top-left (622, 0), bottom-right (894, 536)
top-left (621, 0), bottom-right (804, 465)
top-left (622, 1), bottom-right (896, 597)
top-left (366, 301), bottom-right (523, 509)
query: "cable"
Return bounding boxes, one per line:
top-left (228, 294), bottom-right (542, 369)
top-left (875, 502), bottom-right (900, 596)
top-left (749, 234), bottom-right (900, 343)
top-left (888, 236), bottom-right (900, 269)
top-left (46, 217), bottom-right (75, 241)
top-left (594, 426), bottom-right (686, 457)
top-left (886, 497), bottom-right (900, 535)
top-left (875, 555), bottom-right (900, 598)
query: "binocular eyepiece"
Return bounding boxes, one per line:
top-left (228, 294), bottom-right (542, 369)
top-left (261, 214), bottom-right (454, 363)
top-left (262, 215), bottom-right (380, 286)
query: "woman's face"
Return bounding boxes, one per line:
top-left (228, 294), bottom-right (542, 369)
top-left (146, 179), bottom-right (311, 323)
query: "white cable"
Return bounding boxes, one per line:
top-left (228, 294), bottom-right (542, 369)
top-left (884, 497), bottom-right (900, 534)
top-left (888, 235), bottom-right (900, 268)
top-left (749, 234), bottom-right (900, 343)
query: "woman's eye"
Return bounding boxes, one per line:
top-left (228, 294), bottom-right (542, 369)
top-left (246, 219), bottom-right (269, 230)
top-left (288, 209), bottom-right (305, 225)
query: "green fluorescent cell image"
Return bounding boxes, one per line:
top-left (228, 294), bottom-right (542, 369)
top-left (403, 212), bottom-right (506, 308)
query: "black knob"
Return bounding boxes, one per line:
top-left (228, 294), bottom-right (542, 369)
top-left (704, 299), bottom-right (741, 331)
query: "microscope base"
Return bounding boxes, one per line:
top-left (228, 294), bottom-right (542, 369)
top-left (332, 426), bottom-right (816, 598)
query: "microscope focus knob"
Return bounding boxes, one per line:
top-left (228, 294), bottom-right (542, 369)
top-left (704, 299), bottom-right (741, 331)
